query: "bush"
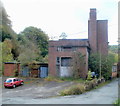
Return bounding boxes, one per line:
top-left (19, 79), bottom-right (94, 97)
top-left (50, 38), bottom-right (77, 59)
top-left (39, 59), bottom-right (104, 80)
top-left (113, 99), bottom-right (120, 105)
top-left (60, 78), bottom-right (110, 96)
top-left (60, 84), bottom-right (85, 96)
top-left (85, 79), bottom-right (98, 91)
top-left (87, 70), bottom-right (92, 81)
top-left (89, 53), bottom-right (115, 80)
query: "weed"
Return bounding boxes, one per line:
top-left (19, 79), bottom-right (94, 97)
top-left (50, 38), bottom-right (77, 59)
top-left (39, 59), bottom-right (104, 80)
top-left (44, 76), bottom-right (63, 82)
top-left (59, 77), bottom-right (75, 81)
top-left (45, 76), bottom-right (85, 83)
top-left (113, 98), bottom-right (120, 105)
top-left (60, 84), bottom-right (85, 96)
top-left (60, 78), bottom-right (113, 96)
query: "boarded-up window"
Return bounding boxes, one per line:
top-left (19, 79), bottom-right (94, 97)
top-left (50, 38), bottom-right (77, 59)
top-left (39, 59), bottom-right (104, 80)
top-left (61, 57), bottom-right (72, 66)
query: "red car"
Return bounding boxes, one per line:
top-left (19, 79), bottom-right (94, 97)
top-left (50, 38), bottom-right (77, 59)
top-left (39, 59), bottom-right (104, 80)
top-left (4, 78), bottom-right (24, 88)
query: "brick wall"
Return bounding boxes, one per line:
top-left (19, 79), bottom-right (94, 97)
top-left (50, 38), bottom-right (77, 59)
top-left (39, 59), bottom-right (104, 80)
top-left (4, 63), bottom-right (20, 77)
top-left (48, 39), bottom-right (89, 78)
top-left (97, 20), bottom-right (108, 55)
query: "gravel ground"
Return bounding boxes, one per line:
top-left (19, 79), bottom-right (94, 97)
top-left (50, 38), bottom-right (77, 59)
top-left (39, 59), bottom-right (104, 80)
top-left (2, 77), bottom-right (118, 104)
top-left (2, 77), bottom-right (75, 104)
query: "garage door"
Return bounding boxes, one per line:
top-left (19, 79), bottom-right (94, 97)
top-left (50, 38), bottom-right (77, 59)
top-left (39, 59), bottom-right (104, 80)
top-left (39, 67), bottom-right (48, 78)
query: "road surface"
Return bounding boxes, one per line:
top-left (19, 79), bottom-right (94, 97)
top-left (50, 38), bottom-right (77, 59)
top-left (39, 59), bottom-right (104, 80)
top-left (2, 78), bottom-right (118, 104)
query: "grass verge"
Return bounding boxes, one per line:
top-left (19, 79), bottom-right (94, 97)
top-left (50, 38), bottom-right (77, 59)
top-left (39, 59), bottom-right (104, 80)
top-left (44, 76), bottom-right (85, 83)
top-left (44, 76), bottom-right (64, 82)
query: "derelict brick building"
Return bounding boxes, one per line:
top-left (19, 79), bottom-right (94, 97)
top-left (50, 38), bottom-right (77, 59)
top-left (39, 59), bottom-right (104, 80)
top-left (48, 8), bottom-right (108, 78)
top-left (49, 39), bottom-right (90, 78)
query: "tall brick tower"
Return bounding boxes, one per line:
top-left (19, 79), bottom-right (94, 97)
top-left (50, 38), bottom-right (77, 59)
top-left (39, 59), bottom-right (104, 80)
top-left (88, 8), bottom-right (108, 55)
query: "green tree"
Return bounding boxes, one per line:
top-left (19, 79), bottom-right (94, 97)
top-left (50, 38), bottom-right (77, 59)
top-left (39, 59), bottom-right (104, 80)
top-left (89, 53), bottom-right (115, 80)
top-left (0, 1), bottom-right (19, 60)
top-left (108, 45), bottom-right (118, 63)
top-left (101, 54), bottom-right (113, 79)
top-left (19, 26), bottom-right (49, 57)
top-left (18, 36), bottom-right (41, 66)
top-left (108, 45), bottom-right (118, 54)
top-left (88, 53), bottom-right (100, 75)
top-left (59, 32), bottom-right (67, 39)
top-left (0, 1), bottom-right (16, 42)
top-left (2, 39), bottom-right (14, 62)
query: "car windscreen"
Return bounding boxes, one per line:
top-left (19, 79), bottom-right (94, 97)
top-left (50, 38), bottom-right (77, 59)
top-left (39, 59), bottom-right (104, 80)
top-left (5, 79), bottom-right (12, 83)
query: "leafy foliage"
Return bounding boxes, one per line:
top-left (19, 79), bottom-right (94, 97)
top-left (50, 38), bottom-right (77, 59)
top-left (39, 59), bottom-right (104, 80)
top-left (19, 26), bottom-right (49, 57)
top-left (0, 1), bottom-right (16, 42)
top-left (109, 45), bottom-right (118, 54)
top-left (113, 98), bottom-right (120, 105)
top-left (27, 61), bottom-right (40, 70)
top-left (0, 2), bottom-right (62, 75)
top-left (72, 52), bottom-right (86, 79)
top-left (17, 26), bottom-right (49, 66)
top-left (60, 84), bottom-right (85, 96)
top-left (18, 36), bottom-right (40, 66)
top-left (2, 39), bottom-right (14, 62)
top-left (59, 32), bottom-right (67, 39)
top-left (0, 42), bottom-right (2, 75)
top-left (0, 2), bottom-right (19, 61)
top-left (108, 45), bottom-right (118, 63)
top-left (87, 70), bottom-right (92, 81)
top-left (89, 53), bottom-right (115, 80)
top-left (88, 53), bottom-right (99, 74)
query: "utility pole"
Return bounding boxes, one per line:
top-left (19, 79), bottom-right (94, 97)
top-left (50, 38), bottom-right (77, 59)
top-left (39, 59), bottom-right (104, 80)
top-left (99, 46), bottom-right (102, 79)
top-left (99, 52), bottom-right (101, 79)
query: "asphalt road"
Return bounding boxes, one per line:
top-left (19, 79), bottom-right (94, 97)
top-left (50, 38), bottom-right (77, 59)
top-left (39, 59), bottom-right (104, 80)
top-left (2, 78), bottom-right (118, 104)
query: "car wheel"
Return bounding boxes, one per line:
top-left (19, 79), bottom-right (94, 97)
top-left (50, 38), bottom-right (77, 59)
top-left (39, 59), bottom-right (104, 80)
top-left (13, 84), bottom-right (16, 88)
top-left (4, 86), bottom-right (7, 88)
top-left (21, 82), bottom-right (24, 85)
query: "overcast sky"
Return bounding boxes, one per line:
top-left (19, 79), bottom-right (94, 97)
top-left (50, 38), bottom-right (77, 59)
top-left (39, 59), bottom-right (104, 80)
top-left (2, 0), bottom-right (119, 45)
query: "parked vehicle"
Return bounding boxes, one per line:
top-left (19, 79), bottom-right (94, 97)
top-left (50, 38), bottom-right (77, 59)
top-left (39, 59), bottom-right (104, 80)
top-left (4, 78), bottom-right (24, 88)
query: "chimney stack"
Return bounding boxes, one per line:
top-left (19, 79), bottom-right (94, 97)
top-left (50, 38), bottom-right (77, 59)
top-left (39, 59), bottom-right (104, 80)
top-left (89, 8), bottom-right (96, 20)
top-left (88, 8), bottom-right (108, 55)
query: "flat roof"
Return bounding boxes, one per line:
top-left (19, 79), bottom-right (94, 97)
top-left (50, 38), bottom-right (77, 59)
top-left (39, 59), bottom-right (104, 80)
top-left (49, 39), bottom-right (88, 42)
